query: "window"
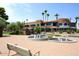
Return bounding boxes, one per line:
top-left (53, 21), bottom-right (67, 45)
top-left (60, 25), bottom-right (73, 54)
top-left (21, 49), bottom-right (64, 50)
top-left (70, 23), bottom-right (75, 27)
top-left (41, 23), bottom-right (45, 26)
top-left (53, 22), bottom-right (57, 26)
top-left (25, 25), bottom-right (29, 27)
top-left (31, 24), bottom-right (35, 26)
top-left (64, 23), bottom-right (67, 25)
top-left (59, 23), bottom-right (62, 26)
top-left (47, 22), bottom-right (52, 25)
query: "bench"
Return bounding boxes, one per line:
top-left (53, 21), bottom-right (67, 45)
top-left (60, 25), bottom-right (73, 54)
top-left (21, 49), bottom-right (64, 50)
top-left (7, 43), bottom-right (40, 56)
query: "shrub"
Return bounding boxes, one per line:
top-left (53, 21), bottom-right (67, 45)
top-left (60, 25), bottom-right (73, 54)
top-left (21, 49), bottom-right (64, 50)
top-left (7, 22), bottom-right (24, 35)
top-left (76, 29), bottom-right (79, 33)
top-left (59, 31), bottom-right (63, 34)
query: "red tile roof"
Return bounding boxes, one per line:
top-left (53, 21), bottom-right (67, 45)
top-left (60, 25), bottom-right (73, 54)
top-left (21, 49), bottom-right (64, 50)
top-left (26, 18), bottom-right (71, 25)
top-left (43, 18), bottom-right (70, 23)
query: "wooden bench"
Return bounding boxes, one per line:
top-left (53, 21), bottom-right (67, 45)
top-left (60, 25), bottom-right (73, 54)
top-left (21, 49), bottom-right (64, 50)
top-left (7, 43), bottom-right (40, 56)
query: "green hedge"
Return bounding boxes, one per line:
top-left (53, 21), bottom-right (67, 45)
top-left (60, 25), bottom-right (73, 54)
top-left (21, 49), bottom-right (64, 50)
top-left (76, 29), bottom-right (79, 33)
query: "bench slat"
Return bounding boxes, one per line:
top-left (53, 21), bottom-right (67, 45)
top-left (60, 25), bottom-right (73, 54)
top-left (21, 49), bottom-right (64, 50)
top-left (7, 43), bottom-right (32, 56)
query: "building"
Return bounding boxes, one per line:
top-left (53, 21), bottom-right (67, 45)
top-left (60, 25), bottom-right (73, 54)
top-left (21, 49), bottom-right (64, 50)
top-left (24, 18), bottom-right (76, 34)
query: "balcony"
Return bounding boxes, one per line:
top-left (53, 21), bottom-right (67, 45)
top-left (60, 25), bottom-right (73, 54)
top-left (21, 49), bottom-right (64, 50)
top-left (58, 23), bottom-right (70, 28)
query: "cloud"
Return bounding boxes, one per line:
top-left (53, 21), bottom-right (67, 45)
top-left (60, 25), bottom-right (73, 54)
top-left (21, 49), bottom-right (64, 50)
top-left (0, 3), bottom-right (32, 22)
top-left (0, 3), bottom-right (17, 22)
top-left (0, 3), bottom-right (14, 15)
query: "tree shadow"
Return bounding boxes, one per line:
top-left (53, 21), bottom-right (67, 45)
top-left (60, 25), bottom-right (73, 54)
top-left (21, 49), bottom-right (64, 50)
top-left (0, 35), bottom-right (10, 38)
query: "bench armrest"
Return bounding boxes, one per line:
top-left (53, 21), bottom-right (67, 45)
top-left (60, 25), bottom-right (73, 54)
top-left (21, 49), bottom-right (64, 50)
top-left (33, 51), bottom-right (40, 56)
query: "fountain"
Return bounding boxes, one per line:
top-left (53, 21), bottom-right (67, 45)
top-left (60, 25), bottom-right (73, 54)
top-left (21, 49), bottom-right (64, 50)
top-left (28, 33), bottom-right (48, 41)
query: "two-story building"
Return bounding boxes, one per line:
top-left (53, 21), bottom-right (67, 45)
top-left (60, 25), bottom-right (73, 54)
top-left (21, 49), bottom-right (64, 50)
top-left (24, 18), bottom-right (76, 34)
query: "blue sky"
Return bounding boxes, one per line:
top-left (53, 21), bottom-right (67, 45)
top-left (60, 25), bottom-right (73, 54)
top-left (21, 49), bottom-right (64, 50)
top-left (0, 3), bottom-right (79, 28)
top-left (0, 3), bottom-right (79, 22)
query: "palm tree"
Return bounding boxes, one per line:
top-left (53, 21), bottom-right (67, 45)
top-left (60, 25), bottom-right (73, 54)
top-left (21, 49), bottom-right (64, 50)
top-left (75, 16), bottom-right (79, 32)
top-left (54, 13), bottom-right (59, 32)
top-left (26, 19), bottom-right (28, 22)
top-left (26, 19), bottom-right (28, 27)
top-left (23, 21), bottom-right (26, 27)
top-left (47, 13), bottom-right (52, 32)
top-left (47, 13), bottom-right (50, 21)
top-left (54, 13), bottom-right (59, 20)
top-left (26, 19), bottom-right (28, 24)
top-left (44, 10), bottom-right (47, 21)
top-left (42, 10), bottom-right (50, 32)
top-left (42, 12), bottom-right (44, 21)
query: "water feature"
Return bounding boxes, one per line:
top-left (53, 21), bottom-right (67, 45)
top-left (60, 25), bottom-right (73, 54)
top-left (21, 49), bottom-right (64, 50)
top-left (28, 33), bottom-right (48, 41)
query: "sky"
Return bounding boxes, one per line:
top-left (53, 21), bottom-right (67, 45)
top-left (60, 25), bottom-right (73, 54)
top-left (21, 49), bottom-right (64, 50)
top-left (0, 3), bottom-right (79, 28)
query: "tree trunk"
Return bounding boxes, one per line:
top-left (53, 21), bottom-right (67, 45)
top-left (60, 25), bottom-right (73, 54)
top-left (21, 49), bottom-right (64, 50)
top-left (75, 19), bottom-right (77, 32)
top-left (0, 28), bottom-right (3, 37)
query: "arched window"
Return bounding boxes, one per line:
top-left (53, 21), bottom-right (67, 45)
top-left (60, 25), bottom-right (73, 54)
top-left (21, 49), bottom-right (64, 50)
top-left (64, 23), bottom-right (67, 25)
